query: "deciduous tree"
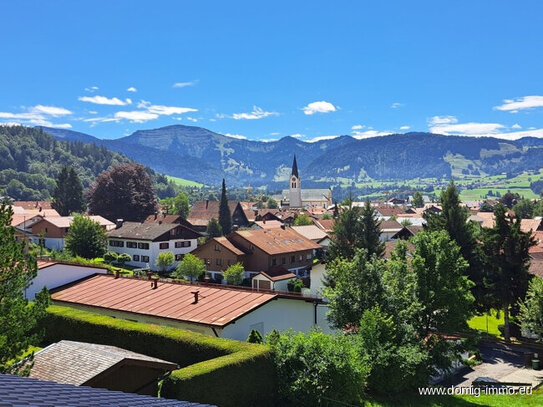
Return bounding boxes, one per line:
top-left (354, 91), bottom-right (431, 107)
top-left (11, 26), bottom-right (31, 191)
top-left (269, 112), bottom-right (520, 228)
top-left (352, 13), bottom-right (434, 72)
top-left (155, 251), bottom-right (175, 273)
top-left (174, 253), bottom-right (205, 282)
top-left (223, 263), bottom-right (245, 285)
top-left (64, 214), bottom-right (107, 259)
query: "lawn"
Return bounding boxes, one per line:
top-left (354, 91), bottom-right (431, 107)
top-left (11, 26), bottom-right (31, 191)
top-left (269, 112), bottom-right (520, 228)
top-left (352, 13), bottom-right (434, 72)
top-left (467, 310), bottom-right (504, 339)
top-left (166, 175), bottom-right (204, 187)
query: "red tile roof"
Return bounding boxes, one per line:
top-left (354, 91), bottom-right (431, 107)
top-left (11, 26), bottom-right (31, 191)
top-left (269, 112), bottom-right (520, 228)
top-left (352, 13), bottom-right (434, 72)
top-left (233, 227), bottom-right (320, 255)
top-left (314, 219), bottom-right (335, 233)
top-left (255, 220), bottom-right (284, 229)
top-left (51, 275), bottom-right (277, 328)
top-left (530, 253), bottom-right (543, 278)
top-left (187, 201), bottom-right (245, 227)
top-left (12, 201), bottom-right (53, 210)
top-left (255, 271), bottom-right (297, 282)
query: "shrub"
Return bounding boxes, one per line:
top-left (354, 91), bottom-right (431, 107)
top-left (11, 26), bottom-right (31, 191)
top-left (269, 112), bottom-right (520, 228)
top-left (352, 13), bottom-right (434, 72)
top-left (174, 253), bottom-right (205, 282)
top-left (103, 251), bottom-right (118, 264)
top-left (223, 263), bottom-right (244, 285)
top-left (269, 330), bottom-right (368, 407)
top-left (247, 329), bottom-right (263, 344)
top-left (116, 253), bottom-right (131, 266)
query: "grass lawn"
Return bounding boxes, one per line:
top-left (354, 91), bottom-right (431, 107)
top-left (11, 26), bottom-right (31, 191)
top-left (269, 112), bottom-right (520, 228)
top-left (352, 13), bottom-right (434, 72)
top-left (366, 388), bottom-right (543, 406)
top-left (166, 175), bottom-right (204, 188)
top-left (467, 310), bottom-right (504, 339)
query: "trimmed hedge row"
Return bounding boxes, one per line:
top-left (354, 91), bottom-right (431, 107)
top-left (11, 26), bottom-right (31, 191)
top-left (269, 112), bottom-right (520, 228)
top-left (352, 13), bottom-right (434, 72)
top-left (40, 305), bottom-right (277, 406)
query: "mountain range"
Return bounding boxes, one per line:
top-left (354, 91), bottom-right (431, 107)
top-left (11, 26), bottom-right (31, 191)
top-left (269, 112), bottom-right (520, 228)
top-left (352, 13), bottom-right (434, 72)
top-left (40, 125), bottom-right (543, 189)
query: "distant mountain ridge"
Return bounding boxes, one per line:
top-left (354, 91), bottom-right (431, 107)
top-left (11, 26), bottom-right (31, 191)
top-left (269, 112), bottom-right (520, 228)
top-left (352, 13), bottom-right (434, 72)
top-left (39, 125), bottom-right (543, 188)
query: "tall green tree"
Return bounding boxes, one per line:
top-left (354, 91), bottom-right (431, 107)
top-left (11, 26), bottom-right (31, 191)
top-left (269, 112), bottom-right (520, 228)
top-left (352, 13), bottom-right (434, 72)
top-left (424, 181), bottom-right (484, 310)
top-left (218, 179), bottom-right (232, 235)
top-left (481, 204), bottom-right (536, 342)
top-left (512, 199), bottom-right (534, 219)
top-left (411, 231), bottom-right (474, 337)
top-left (86, 163), bottom-right (157, 222)
top-left (64, 214), bottom-right (107, 259)
top-left (155, 251), bottom-right (175, 273)
top-left (519, 276), bottom-right (543, 340)
top-left (293, 214), bottom-right (313, 226)
top-left (174, 253), bottom-right (206, 282)
top-left (412, 192), bottom-right (424, 208)
top-left (327, 199), bottom-right (364, 260)
top-left (360, 200), bottom-right (385, 259)
top-left (206, 218), bottom-right (222, 240)
top-left (223, 263), bottom-right (245, 285)
top-left (162, 192), bottom-right (190, 219)
top-left (52, 166), bottom-right (86, 216)
top-left (0, 201), bottom-right (50, 374)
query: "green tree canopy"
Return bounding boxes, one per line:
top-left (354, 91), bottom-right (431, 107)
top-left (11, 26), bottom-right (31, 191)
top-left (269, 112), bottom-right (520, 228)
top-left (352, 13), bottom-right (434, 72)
top-left (218, 179), bottom-right (232, 235)
top-left (512, 199), bottom-right (535, 219)
top-left (412, 191), bottom-right (424, 208)
top-left (223, 263), bottom-right (245, 285)
top-left (519, 276), bottom-right (543, 340)
top-left (481, 204), bottom-right (536, 342)
top-left (0, 201), bottom-right (50, 374)
top-left (86, 163), bottom-right (157, 222)
top-left (52, 166), bottom-right (86, 216)
top-left (155, 251), bottom-right (175, 272)
top-left (64, 214), bottom-right (107, 259)
top-left (206, 218), bottom-right (222, 240)
top-left (162, 192), bottom-right (190, 219)
top-left (174, 253), bottom-right (205, 282)
top-left (293, 214), bottom-right (313, 226)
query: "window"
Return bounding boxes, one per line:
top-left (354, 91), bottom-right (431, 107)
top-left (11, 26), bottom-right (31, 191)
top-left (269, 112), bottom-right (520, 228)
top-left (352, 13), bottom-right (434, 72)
top-left (249, 244), bottom-right (255, 251)
top-left (306, 253), bottom-right (312, 260)
top-left (138, 242), bottom-right (149, 250)
top-left (127, 242), bottom-right (137, 249)
top-left (141, 255), bottom-right (149, 263)
top-left (133, 254), bottom-right (140, 261)
top-left (298, 255), bottom-right (303, 261)
top-left (159, 242), bottom-right (169, 250)
top-left (109, 240), bottom-right (124, 247)
top-left (175, 254), bottom-right (183, 261)
top-left (291, 255), bottom-right (295, 263)
top-left (216, 258), bottom-right (222, 266)
top-left (272, 258), bottom-right (277, 266)
top-left (214, 244), bottom-right (220, 251)
top-left (175, 241), bottom-right (191, 248)
top-left (282, 257), bottom-right (286, 265)
top-left (227, 259), bottom-right (234, 266)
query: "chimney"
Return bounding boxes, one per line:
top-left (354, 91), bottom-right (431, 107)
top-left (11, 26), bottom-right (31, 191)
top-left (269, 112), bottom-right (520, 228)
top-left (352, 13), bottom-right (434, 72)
top-left (146, 271), bottom-right (153, 280)
top-left (116, 219), bottom-right (124, 229)
top-left (154, 211), bottom-right (158, 220)
top-left (114, 269), bottom-right (120, 279)
top-left (191, 290), bottom-right (200, 304)
top-left (38, 206), bottom-right (42, 212)
top-left (281, 224), bottom-right (286, 230)
top-left (151, 277), bottom-right (158, 289)
top-left (206, 200), bottom-right (209, 209)
top-left (263, 219), bottom-right (266, 224)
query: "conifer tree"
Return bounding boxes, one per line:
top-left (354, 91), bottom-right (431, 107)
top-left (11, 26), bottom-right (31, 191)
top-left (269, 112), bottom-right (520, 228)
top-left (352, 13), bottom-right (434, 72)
top-left (360, 200), bottom-right (384, 259)
top-left (218, 179), bottom-right (232, 235)
top-left (52, 166), bottom-right (86, 216)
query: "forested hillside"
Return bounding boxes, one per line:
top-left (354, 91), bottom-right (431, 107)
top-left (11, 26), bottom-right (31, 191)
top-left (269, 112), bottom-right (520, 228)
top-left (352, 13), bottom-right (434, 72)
top-left (0, 126), bottom-right (172, 200)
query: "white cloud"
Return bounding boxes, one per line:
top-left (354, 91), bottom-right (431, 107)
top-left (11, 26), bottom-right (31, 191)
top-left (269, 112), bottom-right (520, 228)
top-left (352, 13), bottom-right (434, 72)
top-left (209, 118), bottom-right (216, 122)
top-left (305, 135), bottom-right (340, 143)
top-left (84, 86), bottom-right (99, 92)
top-left (391, 102), bottom-right (403, 109)
top-left (140, 102), bottom-right (197, 116)
top-left (289, 133), bottom-right (304, 139)
top-left (261, 138), bottom-right (278, 143)
top-left (400, 125), bottom-right (410, 130)
top-left (430, 122), bottom-right (504, 135)
top-left (512, 123), bottom-right (522, 129)
top-left (186, 117), bottom-right (198, 122)
top-left (352, 130), bottom-right (392, 139)
top-left (351, 124), bottom-right (364, 130)
top-left (126, 87), bottom-right (137, 92)
top-left (224, 133), bottom-right (247, 140)
top-left (173, 80), bottom-right (198, 88)
top-left (428, 115), bottom-right (458, 125)
top-left (302, 101), bottom-right (337, 115)
top-left (0, 105), bottom-right (73, 128)
top-left (232, 106), bottom-right (279, 120)
top-left (494, 96), bottom-right (543, 113)
top-left (269, 132), bottom-right (280, 136)
top-left (114, 111), bottom-right (159, 123)
top-left (78, 95), bottom-right (131, 106)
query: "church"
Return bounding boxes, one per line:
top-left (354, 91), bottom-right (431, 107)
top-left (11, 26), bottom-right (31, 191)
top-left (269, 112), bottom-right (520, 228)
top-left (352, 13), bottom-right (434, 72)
top-left (274, 155), bottom-right (332, 208)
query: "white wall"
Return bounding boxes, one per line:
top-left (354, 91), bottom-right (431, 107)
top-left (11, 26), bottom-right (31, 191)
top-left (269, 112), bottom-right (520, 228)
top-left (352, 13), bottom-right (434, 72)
top-left (27, 264), bottom-right (107, 300)
top-left (309, 263), bottom-right (326, 297)
top-left (221, 297), bottom-right (334, 341)
top-left (43, 237), bottom-right (65, 251)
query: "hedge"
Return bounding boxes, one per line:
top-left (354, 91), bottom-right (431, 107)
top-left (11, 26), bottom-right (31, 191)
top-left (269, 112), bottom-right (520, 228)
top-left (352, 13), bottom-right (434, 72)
top-left (40, 305), bottom-right (277, 406)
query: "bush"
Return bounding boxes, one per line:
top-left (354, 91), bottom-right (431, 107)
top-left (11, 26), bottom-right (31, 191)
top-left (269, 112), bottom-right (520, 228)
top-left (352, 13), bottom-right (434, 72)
top-left (247, 329), bottom-right (263, 344)
top-left (223, 263), bottom-right (244, 285)
top-left (287, 278), bottom-right (304, 292)
top-left (40, 305), bottom-right (276, 407)
top-left (175, 253), bottom-right (205, 282)
top-left (269, 330), bottom-right (368, 407)
top-left (103, 251), bottom-right (118, 264)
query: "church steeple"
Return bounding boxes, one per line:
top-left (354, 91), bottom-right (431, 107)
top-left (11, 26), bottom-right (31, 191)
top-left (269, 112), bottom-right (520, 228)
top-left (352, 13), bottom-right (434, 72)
top-left (291, 155), bottom-right (299, 178)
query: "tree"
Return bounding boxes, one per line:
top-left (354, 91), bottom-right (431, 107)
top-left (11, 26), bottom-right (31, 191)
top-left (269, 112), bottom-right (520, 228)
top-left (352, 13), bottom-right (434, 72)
top-left (267, 198), bottom-right (278, 209)
top-left (512, 199), bottom-right (535, 219)
top-left (86, 163), bottom-right (157, 222)
top-left (410, 231), bottom-right (474, 337)
top-left (424, 181), bottom-right (484, 310)
top-left (327, 199), bottom-right (363, 260)
top-left (481, 204), bottom-right (536, 342)
top-left (223, 263), bottom-right (245, 285)
top-left (218, 179), bottom-right (232, 235)
top-left (155, 251), bottom-right (175, 272)
top-left (116, 253), bottom-right (131, 266)
top-left (163, 192), bottom-right (190, 219)
top-left (479, 201), bottom-right (494, 212)
top-left (174, 253), bottom-right (205, 282)
top-left (0, 201), bottom-right (50, 374)
top-left (206, 218), bottom-right (222, 240)
top-left (323, 250), bottom-right (386, 330)
top-left (321, 213), bottom-right (332, 220)
top-left (52, 166), bottom-right (86, 216)
top-left (293, 214), bottom-right (313, 226)
top-left (499, 192), bottom-right (520, 209)
top-left (534, 200), bottom-right (543, 217)
top-left (400, 218), bottom-right (412, 226)
top-left (64, 214), bottom-right (107, 259)
top-left (412, 192), bottom-right (424, 208)
top-left (247, 329), bottom-right (263, 343)
top-left (519, 276), bottom-right (543, 340)
top-left (359, 200), bottom-right (385, 259)
top-left (103, 251), bottom-right (118, 264)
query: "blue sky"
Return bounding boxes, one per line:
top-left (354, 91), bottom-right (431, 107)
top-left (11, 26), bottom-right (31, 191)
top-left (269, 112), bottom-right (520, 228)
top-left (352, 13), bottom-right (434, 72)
top-left (1, 1), bottom-right (543, 141)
